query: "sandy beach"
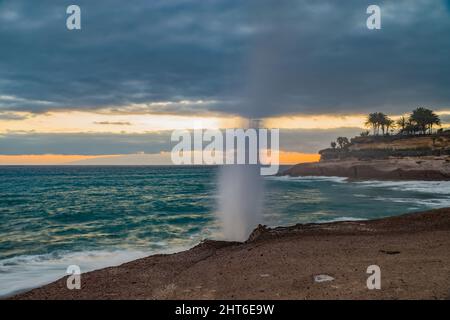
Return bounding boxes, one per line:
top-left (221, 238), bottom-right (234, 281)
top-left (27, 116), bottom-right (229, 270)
top-left (11, 207), bottom-right (450, 300)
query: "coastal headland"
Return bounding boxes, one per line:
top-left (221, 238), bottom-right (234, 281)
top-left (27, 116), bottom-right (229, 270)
top-left (282, 133), bottom-right (450, 180)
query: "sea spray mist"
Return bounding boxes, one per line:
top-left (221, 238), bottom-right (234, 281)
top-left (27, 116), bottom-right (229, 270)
top-left (217, 164), bottom-right (263, 241)
top-left (217, 119), bottom-right (264, 241)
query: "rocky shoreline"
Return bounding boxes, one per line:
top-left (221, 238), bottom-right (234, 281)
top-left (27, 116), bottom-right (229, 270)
top-left (281, 157), bottom-right (450, 180)
top-left (11, 207), bottom-right (450, 300)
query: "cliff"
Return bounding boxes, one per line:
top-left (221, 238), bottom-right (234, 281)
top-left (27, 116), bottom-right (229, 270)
top-left (282, 157), bottom-right (450, 180)
top-left (282, 132), bottom-right (450, 180)
top-left (320, 132), bottom-right (450, 161)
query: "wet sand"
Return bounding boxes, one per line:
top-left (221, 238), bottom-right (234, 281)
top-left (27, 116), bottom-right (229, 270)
top-left (12, 208), bottom-right (450, 300)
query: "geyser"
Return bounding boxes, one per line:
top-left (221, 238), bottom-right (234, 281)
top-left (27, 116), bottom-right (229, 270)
top-left (217, 164), bottom-right (263, 241)
top-left (217, 118), bottom-right (265, 241)
top-left (216, 2), bottom-right (288, 241)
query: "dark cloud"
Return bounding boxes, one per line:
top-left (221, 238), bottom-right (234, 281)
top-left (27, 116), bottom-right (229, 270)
top-left (0, 128), bottom-right (362, 155)
top-left (0, 132), bottom-right (172, 155)
top-left (0, 0), bottom-right (449, 117)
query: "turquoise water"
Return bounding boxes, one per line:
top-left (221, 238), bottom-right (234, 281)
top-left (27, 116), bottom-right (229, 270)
top-left (1, 166), bottom-right (449, 296)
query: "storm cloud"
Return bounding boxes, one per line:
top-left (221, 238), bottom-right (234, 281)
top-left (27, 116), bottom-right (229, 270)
top-left (0, 0), bottom-right (449, 117)
top-left (0, 128), bottom-right (362, 155)
top-left (0, 132), bottom-right (172, 155)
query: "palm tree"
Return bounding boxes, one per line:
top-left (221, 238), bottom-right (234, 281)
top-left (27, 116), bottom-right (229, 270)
top-left (405, 119), bottom-right (419, 135)
top-left (409, 107), bottom-right (441, 134)
top-left (365, 113), bottom-right (379, 135)
top-left (396, 116), bottom-right (407, 133)
top-left (409, 107), bottom-right (429, 134)
top-left (384, 118), bottom-right (395, 135)
top-left (376, 113), bottom-right (388, 135)
top-left (429, 112), bottom-right (441, 134)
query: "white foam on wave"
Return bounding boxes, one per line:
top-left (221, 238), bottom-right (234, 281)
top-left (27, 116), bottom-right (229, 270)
top-left (0, 246), bottom-right (189, 298)
top-left (271, 176), bottom-right (450, 195)
top-left (373, 196), bottom-right (450, 208)
top-left (318, 217), bottom-right (368, 223)
top-left (355, 180), bottom-right (450, 195)
top-left (266, 175), bottom-right (348, 183)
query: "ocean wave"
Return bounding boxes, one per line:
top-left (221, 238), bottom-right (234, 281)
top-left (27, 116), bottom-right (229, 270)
top-left (269, 176), bottom-right (450, 195)
top-left (318, 217), bottom-right (368, 223)
top-left (354, 180), bottom-right (450, 195)
top-left (373, 196), bottom-right (450, 208)
top-left (266, 176), bottom-right (348, 183)
top-left (0, 247), bottom-right (189, 298)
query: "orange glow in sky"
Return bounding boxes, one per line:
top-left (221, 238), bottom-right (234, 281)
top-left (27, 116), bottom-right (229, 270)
top-left (1, 108), bottom-right (448, 165)
top-left (0, 111), bottom-right (245, 134)
top-left (0, 152), bottom-right (320, 165)
top-left (2, 110), bottom-right (449, 134)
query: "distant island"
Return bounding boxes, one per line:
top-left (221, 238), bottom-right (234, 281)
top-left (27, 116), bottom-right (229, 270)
top-left (283, 108), bottom-right (450, 180)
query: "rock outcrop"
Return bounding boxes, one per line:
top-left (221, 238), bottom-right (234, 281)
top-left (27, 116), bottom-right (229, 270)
top-left (281, 157), bottom-right (450, 180)
top-left (320, 132), bottom-right (450, 161)
top-left (282, 132), bottom-right (450, 180)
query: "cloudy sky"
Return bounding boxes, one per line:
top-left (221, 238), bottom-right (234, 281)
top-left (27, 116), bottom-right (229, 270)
top-left (0, 0), bottom-right (449, 164)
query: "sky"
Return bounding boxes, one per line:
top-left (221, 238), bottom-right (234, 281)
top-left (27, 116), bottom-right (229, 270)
top-left (0, 0), bottom-right (449, 164)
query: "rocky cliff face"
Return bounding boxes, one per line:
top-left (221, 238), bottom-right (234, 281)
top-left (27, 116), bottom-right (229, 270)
top-left (349, 134), bottom-right (450, 151)
top-left (281, 132), bottom-right (450, 180)
top-left (281, 157), bottom-right (450, 180)
top-left (320, 132), bottom-right (450, 161)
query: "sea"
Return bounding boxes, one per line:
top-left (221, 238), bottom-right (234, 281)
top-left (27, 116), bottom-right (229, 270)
top-left (1, 165), bottom-right (449, 296)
